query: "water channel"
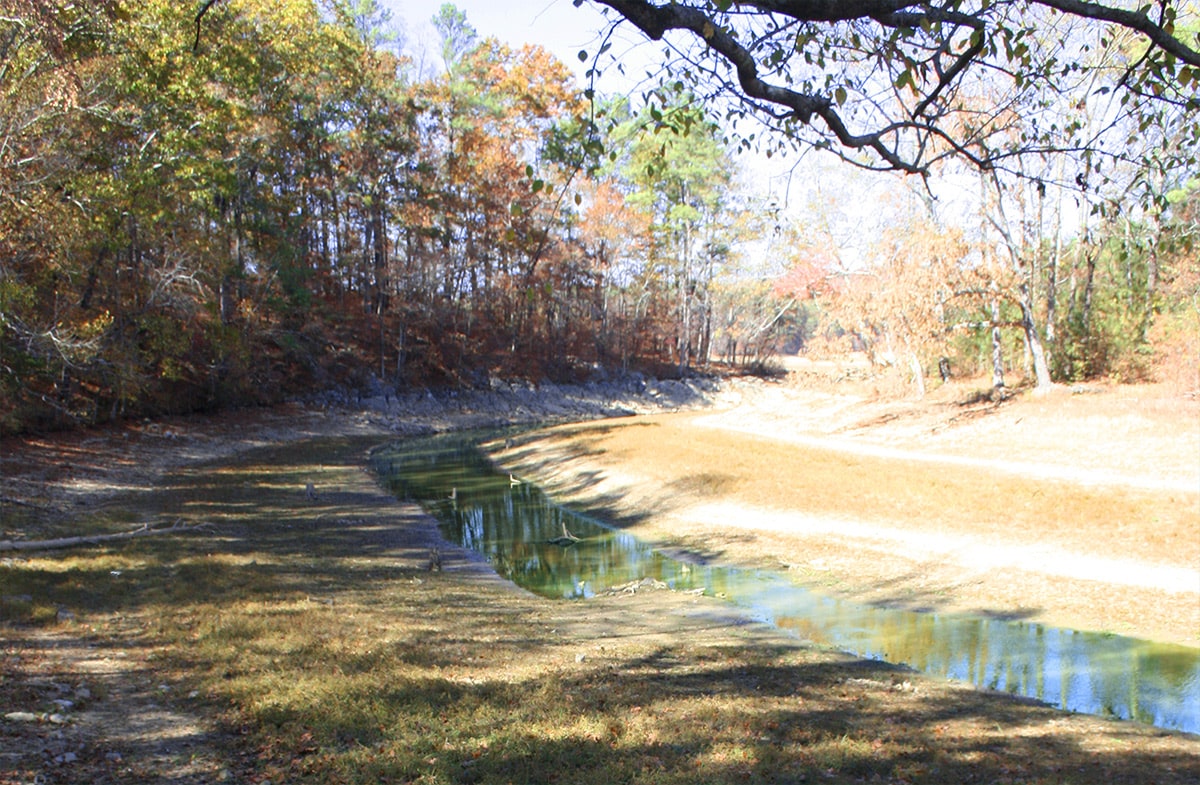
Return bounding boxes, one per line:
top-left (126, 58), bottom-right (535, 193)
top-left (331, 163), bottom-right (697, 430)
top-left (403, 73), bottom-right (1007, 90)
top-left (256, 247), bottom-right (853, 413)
top-left (370, 433), bottom-right (1200, 735)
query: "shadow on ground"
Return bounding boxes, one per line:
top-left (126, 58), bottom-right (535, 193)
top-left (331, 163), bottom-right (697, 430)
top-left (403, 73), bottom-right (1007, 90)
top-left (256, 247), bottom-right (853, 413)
top-left (3, 434), bottom-right (1197, 785)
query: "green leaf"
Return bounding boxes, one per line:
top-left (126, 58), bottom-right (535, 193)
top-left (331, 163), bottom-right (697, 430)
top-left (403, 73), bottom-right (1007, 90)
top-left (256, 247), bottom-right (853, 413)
top-left (578, 50), bottom-right (588, 62)
top-left (531, 179), bottom-right (544, 193)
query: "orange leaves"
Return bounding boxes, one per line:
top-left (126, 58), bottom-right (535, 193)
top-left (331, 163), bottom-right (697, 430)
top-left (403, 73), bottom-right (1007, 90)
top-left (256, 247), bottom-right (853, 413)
top-left (773, 240), bottom-right (837, 301)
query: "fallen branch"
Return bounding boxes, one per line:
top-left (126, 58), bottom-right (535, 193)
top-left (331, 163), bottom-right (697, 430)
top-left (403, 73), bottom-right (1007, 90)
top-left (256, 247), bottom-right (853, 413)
top-left (0, 495), bottom-right (52, 510)
top-left (0, 519), bottom-right (207, 553)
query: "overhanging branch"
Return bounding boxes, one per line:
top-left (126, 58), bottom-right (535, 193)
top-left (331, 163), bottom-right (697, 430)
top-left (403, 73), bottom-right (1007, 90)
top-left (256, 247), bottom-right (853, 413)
top-left (595, 0), bottom-right (928, 173)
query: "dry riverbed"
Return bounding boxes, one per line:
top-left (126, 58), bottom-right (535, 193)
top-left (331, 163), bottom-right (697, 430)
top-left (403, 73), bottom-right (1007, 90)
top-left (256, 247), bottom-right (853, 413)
top-left (492, 376), bottom-right (1200, 648)
top-left (1, 377), bottom-right (1198, 784)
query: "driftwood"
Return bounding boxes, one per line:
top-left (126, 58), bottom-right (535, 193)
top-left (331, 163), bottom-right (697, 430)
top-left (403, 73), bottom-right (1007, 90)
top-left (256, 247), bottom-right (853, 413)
top-left (546, 522), bottom-right (581, 547)
top-left (0, 519), bottom-right (205, 553)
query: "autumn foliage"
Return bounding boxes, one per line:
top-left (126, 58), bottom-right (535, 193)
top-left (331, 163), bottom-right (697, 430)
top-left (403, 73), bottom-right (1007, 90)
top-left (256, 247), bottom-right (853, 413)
top-left (0, 1), bottom-right (720, 434)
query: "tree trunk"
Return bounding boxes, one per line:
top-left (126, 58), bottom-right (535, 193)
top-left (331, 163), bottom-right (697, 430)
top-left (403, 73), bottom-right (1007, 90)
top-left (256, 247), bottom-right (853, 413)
top-left (1020, 286), bottom-right (1053, 391)
top-left (908, 350), bottom-right (926, 398)
top-left (991, 297), bottom-right (1005, 391)
top-left (1080, 251), bottom-right (1098, 338)
top-left (1140, 247), bottom-right (1159, 344)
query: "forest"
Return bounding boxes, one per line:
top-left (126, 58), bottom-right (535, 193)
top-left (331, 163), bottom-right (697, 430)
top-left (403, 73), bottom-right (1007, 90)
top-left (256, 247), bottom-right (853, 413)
top-left (1, 0), bottom-right (1197, 435)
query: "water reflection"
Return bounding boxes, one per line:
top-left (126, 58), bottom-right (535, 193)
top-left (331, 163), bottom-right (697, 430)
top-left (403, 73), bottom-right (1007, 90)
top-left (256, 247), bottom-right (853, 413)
top-left (371, 434), bottom-right (1200, 734)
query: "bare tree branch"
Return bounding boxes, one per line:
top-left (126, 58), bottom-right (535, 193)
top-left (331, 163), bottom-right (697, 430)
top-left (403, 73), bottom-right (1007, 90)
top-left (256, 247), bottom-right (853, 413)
top-left (193, 0), bottom-right (225, 53)
top-left (0, 519), bottom-right (211, 553)
top-left (1036, 0), bottom-right (1200, 67)
top-left (589, 0), bottom-right (1199, 180)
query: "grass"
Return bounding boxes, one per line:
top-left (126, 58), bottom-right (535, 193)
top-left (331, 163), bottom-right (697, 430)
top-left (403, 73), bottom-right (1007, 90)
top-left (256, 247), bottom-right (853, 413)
top-left (499, 414), bottom-right (1198, 568)
top-left (2, 433), bottom-right (1198, 784)
top-left (487, 411), bottom-right (1200, 646)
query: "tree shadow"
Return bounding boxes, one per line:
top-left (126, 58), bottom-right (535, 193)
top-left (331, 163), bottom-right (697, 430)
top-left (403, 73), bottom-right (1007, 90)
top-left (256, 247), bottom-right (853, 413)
top-left (4, 433), bottom-right (1198, 785)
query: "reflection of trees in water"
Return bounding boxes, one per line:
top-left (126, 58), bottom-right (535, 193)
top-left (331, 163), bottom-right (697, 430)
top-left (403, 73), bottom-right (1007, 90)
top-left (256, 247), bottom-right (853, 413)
top-left (767, 600), bottom-right (1200, 728)
top-left (371, 436), bottom-right (1200, 733)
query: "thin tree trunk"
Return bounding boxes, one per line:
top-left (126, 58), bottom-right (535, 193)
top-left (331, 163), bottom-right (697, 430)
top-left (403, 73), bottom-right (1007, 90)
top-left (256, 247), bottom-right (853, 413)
top-left (1020, 285), bottom-right (1053, 391)
top-left (1140, 247), bottom-right (1158, 344)
top-left (991, 297), bottom-right (1005, 391)
top-left (1080, 251), bottom-right (1098, 338)
top-left (908, 349), bottom-right (926, 398)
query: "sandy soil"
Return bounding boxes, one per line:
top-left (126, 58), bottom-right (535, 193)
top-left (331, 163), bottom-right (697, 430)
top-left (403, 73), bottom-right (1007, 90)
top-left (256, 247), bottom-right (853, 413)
top-left (494, 373), bottom-right (1200, 647)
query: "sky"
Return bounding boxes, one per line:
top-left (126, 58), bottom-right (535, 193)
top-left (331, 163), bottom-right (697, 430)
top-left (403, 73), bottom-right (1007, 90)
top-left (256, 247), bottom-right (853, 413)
top-left (382, 0), bottom-right (625, 84)
top-left (377, 1), bottom-right (932, 245)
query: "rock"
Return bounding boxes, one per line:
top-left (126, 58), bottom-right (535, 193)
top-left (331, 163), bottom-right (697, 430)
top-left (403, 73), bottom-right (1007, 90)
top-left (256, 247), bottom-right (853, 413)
top-left (3, 711), bottom-right (38, 722)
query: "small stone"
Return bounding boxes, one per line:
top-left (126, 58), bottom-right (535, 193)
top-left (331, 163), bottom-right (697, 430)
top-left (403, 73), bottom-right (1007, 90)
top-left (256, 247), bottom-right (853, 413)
top-left (52, 699), bottom-right (74, 710)
top-left (105, 751), bottom-right (123, 762)
top-left (3, 711), bottom-right (38, 722)
top-left (56, 608), bottom-right (75, 623)
top-left (575, 653), bottom-right (587, 663)
top-left (48, 713), bottom-right (68, 724)
top-left (74, 686), bottom-right (92, 700)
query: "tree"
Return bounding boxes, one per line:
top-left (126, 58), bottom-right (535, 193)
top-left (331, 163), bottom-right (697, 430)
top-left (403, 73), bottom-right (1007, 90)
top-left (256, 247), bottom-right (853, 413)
top-left (618, 90), bottom-right (738, 372)
top-left (432, 2), bottom-right (478, 73)
top-left (572, 180), bottom-right (654, 368)
top-left (582, 1), bottom-right (1199, 200)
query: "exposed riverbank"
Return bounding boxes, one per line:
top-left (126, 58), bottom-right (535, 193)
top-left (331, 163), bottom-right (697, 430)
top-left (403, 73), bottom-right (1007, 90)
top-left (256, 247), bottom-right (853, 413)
top-left (0, 376), bottom-right (716, 518)
top-left (488, 376), bottom-right (1200, 648)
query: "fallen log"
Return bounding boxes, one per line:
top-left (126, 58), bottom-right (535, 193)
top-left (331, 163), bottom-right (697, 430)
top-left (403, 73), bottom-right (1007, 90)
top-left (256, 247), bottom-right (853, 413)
top-left (0, 519), bottom-right (205, 553)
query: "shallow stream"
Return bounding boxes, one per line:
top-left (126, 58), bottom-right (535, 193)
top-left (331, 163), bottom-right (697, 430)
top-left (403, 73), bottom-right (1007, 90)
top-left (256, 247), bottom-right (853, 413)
top-left (371, 433), bottom-right (1200, 734)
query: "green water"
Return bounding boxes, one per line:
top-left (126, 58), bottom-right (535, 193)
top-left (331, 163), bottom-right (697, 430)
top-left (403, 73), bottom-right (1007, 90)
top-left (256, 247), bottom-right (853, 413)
top-left (371, 433), bottom-right (1200, 734)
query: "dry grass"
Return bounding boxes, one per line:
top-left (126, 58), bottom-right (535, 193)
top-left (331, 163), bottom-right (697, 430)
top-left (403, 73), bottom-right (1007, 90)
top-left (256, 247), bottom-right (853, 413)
top-left (489, 382), bottom-right (1200, 646)
top-left (2, 430), bottom-right (1199, 784)
top-left (515, 413), bottom-right (1198, 569)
